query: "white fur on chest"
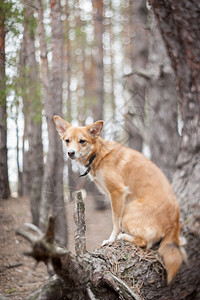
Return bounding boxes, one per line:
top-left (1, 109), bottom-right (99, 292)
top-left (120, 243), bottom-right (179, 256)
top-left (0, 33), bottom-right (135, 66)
top-left (89, 171), bottom-right (110, 199)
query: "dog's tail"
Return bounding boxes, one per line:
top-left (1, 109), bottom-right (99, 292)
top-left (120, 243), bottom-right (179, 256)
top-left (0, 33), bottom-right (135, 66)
top-left (158, 225), bottom-right (187, 284)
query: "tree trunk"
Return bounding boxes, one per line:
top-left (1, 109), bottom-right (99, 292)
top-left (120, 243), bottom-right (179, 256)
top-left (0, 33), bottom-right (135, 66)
top-left (150, 0), bottom-right (200, 230)
top-left (23, 0), bottom-right (44, 225)
top-left (63, 1), bottom-right (74, 203)
top-left (15, 102), bottom-right (23, 197)
top-left (147, 17), bottom-right (180, 182)
top-left (17, 191), bottom-right (200, 300)
top-left (19, 31), bottom-right (32, 197)
top-left (37, 0), bottom-right (54, 233)
top-left (0, 3), bottom-right (10, 200)
top-left (50, 0), bottom-right (67, 245)
top-left (124, 0), bottom-right (148, 151)
top-left (93, 0), bottom-right (104, 121)
top-left (38, 0), bottom-right (67, 246)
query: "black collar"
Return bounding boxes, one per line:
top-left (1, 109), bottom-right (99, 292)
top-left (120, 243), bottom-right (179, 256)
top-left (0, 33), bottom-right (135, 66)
top-left (79, 154), bottom-right (96, 177)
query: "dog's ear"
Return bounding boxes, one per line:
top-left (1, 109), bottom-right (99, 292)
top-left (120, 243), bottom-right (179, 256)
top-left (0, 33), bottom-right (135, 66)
top-left (87, 120), bottom-right (103, 139)
top-left (54, 115), bottom-right (71, 138)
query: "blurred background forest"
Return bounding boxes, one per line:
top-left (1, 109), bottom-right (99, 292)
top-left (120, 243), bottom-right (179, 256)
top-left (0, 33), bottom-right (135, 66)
top-left (0, 0), bottom-right (199, 246)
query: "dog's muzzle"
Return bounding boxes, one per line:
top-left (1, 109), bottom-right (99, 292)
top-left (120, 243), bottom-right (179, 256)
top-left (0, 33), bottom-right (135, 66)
top-left (68, 150), bottom-right (75, 159)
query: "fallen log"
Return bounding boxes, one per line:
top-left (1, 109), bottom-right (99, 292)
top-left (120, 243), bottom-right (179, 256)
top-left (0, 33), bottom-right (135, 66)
top-left (16, 191), bottom-right (200, 300)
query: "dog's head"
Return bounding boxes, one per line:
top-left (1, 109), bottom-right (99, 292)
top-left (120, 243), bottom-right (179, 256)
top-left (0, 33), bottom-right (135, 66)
top-left (54, 115), bottom-right (103, 164)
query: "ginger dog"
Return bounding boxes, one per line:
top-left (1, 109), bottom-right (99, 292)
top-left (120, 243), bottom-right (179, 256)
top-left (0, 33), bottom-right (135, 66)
top-left (54, 116), bottom-right (186, 284)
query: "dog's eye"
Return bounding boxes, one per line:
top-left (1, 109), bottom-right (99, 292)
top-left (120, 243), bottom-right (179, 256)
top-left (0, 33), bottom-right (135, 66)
top-left (79, 139), bottom-right (86, 144)
top-left (65, 139), bottom-right (70, 143)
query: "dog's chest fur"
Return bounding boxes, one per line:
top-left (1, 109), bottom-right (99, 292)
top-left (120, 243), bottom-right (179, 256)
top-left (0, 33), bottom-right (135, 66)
top-left (89, 171), bottom-right (110, 199)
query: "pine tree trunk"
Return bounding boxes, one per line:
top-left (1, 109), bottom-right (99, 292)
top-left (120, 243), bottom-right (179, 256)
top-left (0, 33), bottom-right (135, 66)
top-left (0, 5), bottom-right (10, 200)
top-left (37, 0), bottom-right (54, 233)
top-left (125, 0), bottom-right (148, 151)
top-left (150, 0), bottom-right (200, 229)
top-left (50, 0), bottom-right (67, 245)
top-left (93, 0), bottom-right (104, 121)
top-left (23, 0), bottom-right (44, 225)
top-left (15, 109), bottom-right (23, 197)
top-left (38, 0), bottom-right (67, 246)
top-left (147, 18), bottom-right (180, 182)
top-left (19, 32), bottom-right (32, 197)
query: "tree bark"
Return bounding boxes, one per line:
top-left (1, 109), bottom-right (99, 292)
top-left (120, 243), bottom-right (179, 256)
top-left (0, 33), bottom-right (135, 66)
top-left (124, 0), bottom-right (148, 151)
top-left (147, 17), bottom-right (180, 182)
top-left (0, 2), bottom-right (10, 200)
top-left (150, 0), bottom-right (200, 229)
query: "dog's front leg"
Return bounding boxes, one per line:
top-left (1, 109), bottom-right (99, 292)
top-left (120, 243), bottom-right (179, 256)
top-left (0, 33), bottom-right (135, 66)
top-left (102, 189), bottom-right (124, 246)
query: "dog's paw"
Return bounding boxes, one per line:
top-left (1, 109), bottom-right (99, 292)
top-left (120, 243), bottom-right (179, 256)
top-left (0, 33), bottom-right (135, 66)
top-left (102, 231), bottom-right (118, 246)
top-left (102, 239), bottom-right (111, 246)
top-left (117, 233), bottom-right (134, 243)
top-left (117, 233), bottom-right (123, 240)
top-left (102, 237), bottom-right (116, 246)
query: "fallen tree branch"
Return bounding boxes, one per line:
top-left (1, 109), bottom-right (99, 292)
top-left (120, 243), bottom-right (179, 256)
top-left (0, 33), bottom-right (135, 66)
top-left (16, 216), bottom-right (68, 265)
top-left (16, 228), bottom-right (38, 244)
top-left (24, 222), bottom-right (43, 237)
top-left (15, 190), bottom-right (200, 300)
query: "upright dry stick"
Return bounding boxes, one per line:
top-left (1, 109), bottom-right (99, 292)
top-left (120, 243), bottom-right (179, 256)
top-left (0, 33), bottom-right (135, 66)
top-left (73, 191), bottom-right (87, 256)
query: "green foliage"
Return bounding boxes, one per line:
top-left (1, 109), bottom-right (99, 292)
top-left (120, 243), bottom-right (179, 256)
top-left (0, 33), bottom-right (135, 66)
top-left (0, 0), bottom-right (23, 36)
top-left (5, 288), bottom-right (16, 294)
top-left (0, 76), bottom-right (7, 107)
top-left (0, 0), bottom-right (24, 119)
top-left (14, 64), bottom-right (43, 124)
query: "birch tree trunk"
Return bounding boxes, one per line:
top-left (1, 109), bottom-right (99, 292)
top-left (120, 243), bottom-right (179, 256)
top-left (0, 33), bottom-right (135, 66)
top-left (37, 0), bottom-right (67, 246)
top-left (150, 0), bottom-right (200, 230)
top-left (0, 3), bottom-right (10, 200)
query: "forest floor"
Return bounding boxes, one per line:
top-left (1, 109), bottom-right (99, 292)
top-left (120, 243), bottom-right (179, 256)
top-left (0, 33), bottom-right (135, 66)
top-left (0, 195), bottom-right (112, 299)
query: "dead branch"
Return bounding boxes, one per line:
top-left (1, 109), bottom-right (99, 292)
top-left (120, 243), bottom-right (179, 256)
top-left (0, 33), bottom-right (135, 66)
top-left (16, 228), bottom-right (38, 244)
top-left (24, 222), bottom-right (43, 237)
top-left (16, 216), bottom-right (68, 265)
top-left (73, 190), bottom-right (86, 256)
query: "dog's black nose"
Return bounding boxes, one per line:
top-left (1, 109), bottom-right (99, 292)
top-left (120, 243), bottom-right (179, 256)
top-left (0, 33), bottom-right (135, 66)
top-left (68, 150), bottom-right (75, 158)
